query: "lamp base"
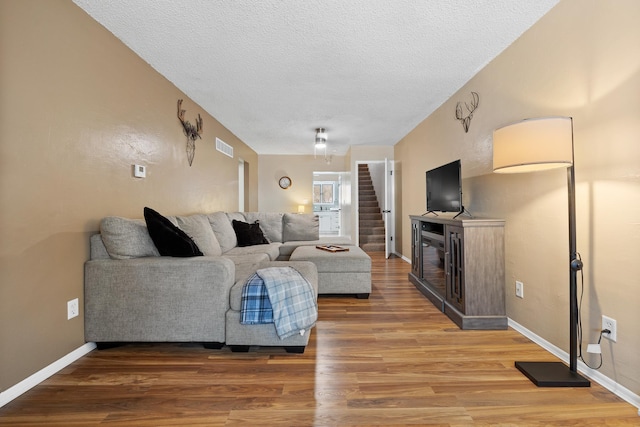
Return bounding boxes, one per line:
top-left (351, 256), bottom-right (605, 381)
top-left (515, 361), bottom-right (590, 387)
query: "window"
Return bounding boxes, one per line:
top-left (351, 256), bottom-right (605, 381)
top-left (313, 182), bottom-right (335, 204)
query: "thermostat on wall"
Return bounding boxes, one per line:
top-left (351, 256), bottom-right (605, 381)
top-left (133, 164), bottom-right (146, 178)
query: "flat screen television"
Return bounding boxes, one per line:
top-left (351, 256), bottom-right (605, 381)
top-left (426, 159), bottom-right (462, 214)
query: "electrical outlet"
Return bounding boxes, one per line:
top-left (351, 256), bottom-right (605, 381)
top-left (67, 298), bottom-right (79, 320)
top-left (515, 281), bottom-right (524, 298)
top-left (602, 315), bottom-right (617, 342)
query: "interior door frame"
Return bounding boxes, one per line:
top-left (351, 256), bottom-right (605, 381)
top-left (355, 159), bottom-right (395, 257)
top-left (384, 157), bottom-right (395, 258)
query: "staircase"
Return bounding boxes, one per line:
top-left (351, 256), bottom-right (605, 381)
top-left (358, 164), bottom-right (386, 253)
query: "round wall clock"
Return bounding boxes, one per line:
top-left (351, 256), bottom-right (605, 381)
top-left (278, 176), bottom-right (292, 189)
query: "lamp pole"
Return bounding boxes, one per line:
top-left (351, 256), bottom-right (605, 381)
top-left (567, 163), bottom-right (582, 373)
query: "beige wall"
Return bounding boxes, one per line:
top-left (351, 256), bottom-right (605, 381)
top-left (258, 155), bottom-right (347, 213)
top-left (349, 145), bottom-right (395, 163)
top-left (258, 147), bottom-right (394, 242)
top-left (395, 0), bottom-right (640, 394)
top-left (0, 0), bottom-right (258, 391)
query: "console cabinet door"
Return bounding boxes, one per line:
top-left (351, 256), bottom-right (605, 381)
top-left (411, 219), bottom-right (421, 277)
top-left (445, 225), bottom-right (465, 312)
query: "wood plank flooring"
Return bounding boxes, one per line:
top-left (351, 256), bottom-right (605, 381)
top-left (1, 253), bottom-right (638, 426)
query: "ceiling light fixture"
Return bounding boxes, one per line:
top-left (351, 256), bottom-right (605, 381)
top-left (314, 127), bottom-right (328, 159)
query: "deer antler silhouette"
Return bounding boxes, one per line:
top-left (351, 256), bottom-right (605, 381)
top-left (177, 99), bottom-right (203, 166)
top-left (455, 92), bottom-right (479, 133)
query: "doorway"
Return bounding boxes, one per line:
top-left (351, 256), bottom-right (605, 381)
top-left (238, 158), bottom-right (249, 211)
top-left (312, 171), bottom-right (350, 237)
top-left (356, 159), bottom-right (395, 258)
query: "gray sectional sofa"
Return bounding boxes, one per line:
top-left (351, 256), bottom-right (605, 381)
top-left (84, 211), bottom-right (355, 353)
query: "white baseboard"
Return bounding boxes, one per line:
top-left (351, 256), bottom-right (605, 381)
top-left (508, 318), bottom-right (640, 415)
top-left (0, 342), bottom-right (96, 408)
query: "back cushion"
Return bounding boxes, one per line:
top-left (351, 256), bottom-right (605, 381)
top-left (175, 214), bottom-right (222, 256)
top-left (282, 213), bottom-right (319, 242)
top-left (90, 233), bottom-right (110, 260)
top-left (100, 216), bottom-right (159, 259)
top-left (207, 211), bottom-right (238, 253)
top-left (226, 212), bottom-right (246, 223)
top-left (243, 212), bottom-right (284, 243)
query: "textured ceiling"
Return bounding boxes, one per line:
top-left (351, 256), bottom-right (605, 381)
top-left (72, 0), bottom-right (558, 156)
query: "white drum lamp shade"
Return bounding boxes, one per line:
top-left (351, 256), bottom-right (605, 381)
top-left (493, 117), bottom-right (573, 173)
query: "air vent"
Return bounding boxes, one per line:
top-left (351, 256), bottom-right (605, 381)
top-left (216, 137), bottom-right (234, 158)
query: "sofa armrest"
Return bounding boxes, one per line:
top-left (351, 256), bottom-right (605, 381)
top-left (84, 256), bottom-right (235, 343)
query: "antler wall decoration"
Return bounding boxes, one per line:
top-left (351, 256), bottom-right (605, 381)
top-left (455, 92), bottom-right (479, 133)
top-left (177, 99), bottom-right (203, 166)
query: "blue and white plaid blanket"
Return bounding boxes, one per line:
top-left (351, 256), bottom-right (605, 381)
top-left (241, 273), bottom-right (274, 324)
top-left (240, 266), bottom-right (317, 339)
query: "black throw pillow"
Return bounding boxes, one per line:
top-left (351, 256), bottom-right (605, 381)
top-left (143, 207), bottom-right (203, 257)
top-left (232, 219), bottom-right (269, 247)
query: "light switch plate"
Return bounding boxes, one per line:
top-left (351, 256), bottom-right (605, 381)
top-left (133, 164), bottom-right (146, 178)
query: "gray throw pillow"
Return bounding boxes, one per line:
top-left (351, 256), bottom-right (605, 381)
top-left (207, 211), bottom-right (238, 253)
top-left (282, 213), bottom-right (319, 242)
top-left (100, 216), bottom-right (159, 259)
top-left (244, 212), bottom-right (284, 243)
top-left (176, 214), bottom-right (222, 256)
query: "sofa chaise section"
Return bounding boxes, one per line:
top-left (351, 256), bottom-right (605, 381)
top-left (226, 260), bottom-right (319, 353)
top-left (85, 235), bottom-right (235, 347)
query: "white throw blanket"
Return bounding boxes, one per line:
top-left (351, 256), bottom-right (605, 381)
top-left (256, 266), bottom-right (317, 339)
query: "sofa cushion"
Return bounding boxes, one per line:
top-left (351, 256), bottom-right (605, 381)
top-left (227, 255), bottom-right (271, 285)
top-left (282, 213), bottom-right (319, 242)
top-left (226, 212), bottom-right (247, 223)
top-left (144, 207), bottom-right (203, 257)
top-left (232, 220), bottom-right (270, 247)
top-left (243, 212), bottom-right (284, 243)
top-left (207, 211), bottom-right (237, 253)
top-left (90, 234), bottom-right (110, 260)
top-left (224, 242), bottom-right (282, 262)
top-left (100, 216), bottom-right (159, 259)
top-left (176, 214), bottom-right (222, 256)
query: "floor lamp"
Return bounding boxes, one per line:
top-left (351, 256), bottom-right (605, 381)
top-left (492, 117), bottom-right (590, 387)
